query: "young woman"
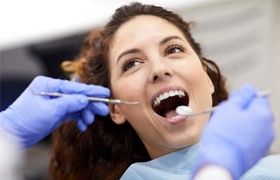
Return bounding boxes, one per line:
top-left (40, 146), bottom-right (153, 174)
top-left (49, 2), bottom-right (278, 180)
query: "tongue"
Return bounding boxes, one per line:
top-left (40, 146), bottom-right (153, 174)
top-left (164, 110), bottom-right (179, 119)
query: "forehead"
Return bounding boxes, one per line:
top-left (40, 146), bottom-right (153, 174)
top-left (110, 15), bottom-right (187, 56)
top-left (115, 15), bottom-right (185, 40)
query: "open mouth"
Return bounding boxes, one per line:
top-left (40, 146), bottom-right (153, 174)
top-left (152, 90), bottom-right (189, 118)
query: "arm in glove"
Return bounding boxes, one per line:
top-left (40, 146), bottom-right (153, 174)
top-left (0, 76), bottom-right (110, 148)
top-left (194, 84), bottom-right (275, 180)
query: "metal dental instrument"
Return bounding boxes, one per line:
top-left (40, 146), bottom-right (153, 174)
top-left (36, 91), bottom-right (139, 105)
top-left (176, 89), bottom-right (272, 117)
top-left (183, 107), bottom-right (217, 117)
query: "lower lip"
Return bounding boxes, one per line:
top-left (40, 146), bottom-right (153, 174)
top-left (154, 112), bottom-right (187, 125)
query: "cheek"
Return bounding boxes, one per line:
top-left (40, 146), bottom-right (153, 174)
top-left (180, 62), bottom-right (213, 101)
top-left (179, 61), bottom-right (206, 82)
top-left (109, 62), bottom-right (144, 101)
top-left (111, 77), bottom-right (144, 101)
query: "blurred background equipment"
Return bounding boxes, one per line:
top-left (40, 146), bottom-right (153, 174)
top-left (1, 0), bottom-right (279, 179)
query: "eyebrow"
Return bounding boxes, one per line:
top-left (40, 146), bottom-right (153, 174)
top-left (159, 35), bottom-right (185, 46)
top-left (117, 48), bottom-right (141, 65)
top-left (116, 35), bottom-right (185, 64)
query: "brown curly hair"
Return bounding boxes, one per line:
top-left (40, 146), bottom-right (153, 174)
top-left (50, 2), bottom-right (228, 179)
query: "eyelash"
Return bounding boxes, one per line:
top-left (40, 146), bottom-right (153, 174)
top-left (165, 44), bottom-right (185, 55)
top-left (122, 59), bottom-right (141, 72)
top-left (121, 44), bottom-right (185, 73)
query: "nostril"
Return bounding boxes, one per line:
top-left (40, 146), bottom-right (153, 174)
top-left (153, 75), bottom-right (159, 82)
top-left (152, 72), bottom-right (172, 82)
top-left (150, 64), bottom-right (173, 82)
top-left (164, 72), bottom-right (171, 76)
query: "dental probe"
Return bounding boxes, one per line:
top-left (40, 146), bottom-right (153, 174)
top-left (36, 91), bottom-right (139, 105)
top-left (176, 89), bottom-right (272, 117)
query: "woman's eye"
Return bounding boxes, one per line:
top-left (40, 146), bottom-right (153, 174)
top-left (165, 44), bottom-right (185, 55)
top-left (122, 60), bottom-right (141, 72)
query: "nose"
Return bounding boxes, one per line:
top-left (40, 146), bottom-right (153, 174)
top-left (149, 59), bottom-right (173, 83)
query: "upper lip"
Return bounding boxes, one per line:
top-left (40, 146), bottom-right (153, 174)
top-left (150, 85), bottom-right (187, 106)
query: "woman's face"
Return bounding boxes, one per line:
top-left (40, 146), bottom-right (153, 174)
top-left (109, 15), bottom-right (214, 159)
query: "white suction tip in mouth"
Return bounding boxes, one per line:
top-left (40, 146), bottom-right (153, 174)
top-left (176, 105), bottom-right (192, 116)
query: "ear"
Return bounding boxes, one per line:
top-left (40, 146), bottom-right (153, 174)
top-left (202, 63), bottom-right (215, 95)
top-left (109, 104), bottom-right (126, 124)
top-left (206, 73), bottom-right (215, 95)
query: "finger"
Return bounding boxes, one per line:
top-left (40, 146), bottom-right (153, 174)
top-left (81, 108), bottom-right (95, 124)
top-left (58, 80), bottom-right (110, 97)
top-left (76, 119), bottom-right (87, 132)
top-left (88, 102), bottom-right (109, 116)
top-left (29, 76), bottom-right (60, 92)
top-left (50, 94), bottom-right (89, 115)
top-left (230, 84), bottom-right (257, 109)
top-left (247, 97), bottom-right (275, 144)
top-left (31, 76), bottom-right (110, 98)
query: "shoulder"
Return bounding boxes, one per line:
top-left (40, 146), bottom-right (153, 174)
top-left (241, 155), bottom-right (280, 180)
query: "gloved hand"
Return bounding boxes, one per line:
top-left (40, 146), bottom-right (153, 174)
top-left (194, 84), bottom-right (275, 180)
top-left (0, 76), bottom-right (110, 148)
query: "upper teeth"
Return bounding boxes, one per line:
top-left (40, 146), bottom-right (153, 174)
top-left (153, 90), bottom-right (185, 107)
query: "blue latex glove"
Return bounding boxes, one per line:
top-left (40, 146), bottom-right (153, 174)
top-left (194, 84), bottom-right (275, 180)
top-left (0, 76), bottom-right (110, 148)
